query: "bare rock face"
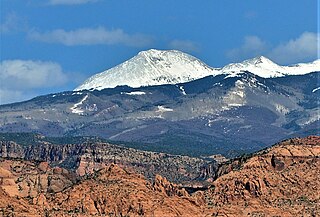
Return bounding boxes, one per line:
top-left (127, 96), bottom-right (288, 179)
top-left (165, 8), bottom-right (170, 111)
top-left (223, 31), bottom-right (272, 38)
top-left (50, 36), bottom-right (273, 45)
top-left (0, 160), bottom-right (205, 216)
top-left (153, 174), bottom-right (189, 197)
top-left (0, 141), bottom-right (24, 158)
top-left (0, 158), bottom-right (77, 216)
top-left (0, 140), bottom-right (208, 183)
top-left (47, 164), bottom-right (205, 216)
top-left (0, 136), bottom-right (319, 216)
top-left (204, 136), bottom-right (320, 216)
top-left (270, 154), bottom-right (285, 170)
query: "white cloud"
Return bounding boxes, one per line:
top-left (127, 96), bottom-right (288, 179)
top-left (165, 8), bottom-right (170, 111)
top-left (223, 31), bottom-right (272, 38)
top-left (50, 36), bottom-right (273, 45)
top-left (0, 60), bottom-right (68, 104)
top-left (226, 32), bottom-right (319, 64)
top-left (226, 36), bottom-right (268, 61)
top-left (269, 32), bottom-right (319, 64)
top-left (0, 90), bottom-right (30, 105)
top-left (48, 0), bottom-right (98, 5)
top-left (0, 13), bottom-right (26, 33)
top-left (168, 39), bottom-right (200, 53)
top-left (28, 27), bottom-right (153, 47)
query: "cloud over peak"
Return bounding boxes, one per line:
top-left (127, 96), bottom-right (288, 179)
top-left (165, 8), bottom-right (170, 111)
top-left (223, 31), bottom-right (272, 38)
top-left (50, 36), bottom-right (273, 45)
top-left (226, 36), bottom-right (268, 61)
top-left (226, 32), bottom-right (319, 65)
top-left (269, 32), bottom-right (319, 64)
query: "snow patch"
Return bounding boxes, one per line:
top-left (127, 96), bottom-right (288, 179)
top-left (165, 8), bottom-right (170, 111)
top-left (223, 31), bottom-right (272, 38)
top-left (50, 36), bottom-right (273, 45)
top-left (312, 87), bottom-right (320, 93)
top-left (274, 104), bottom-right (289, 115)
top-left (301, 114), bottom-right (320, 125)
top-left (232, 80), bottom-right (245, 98)
top-left (206, 119), bottom-right (214, 127)
top-left (70, 95), bottom-right (88, 115)
top-left (156, 105), bottom-right (173, 112)
top-left (229, 103), bottom-right (243, 107)
top-left (122, 91), bottom-right (146, 95)
top-left (72, 92), bottom-right (83, 95)
top-left (179, 86), bottom-right (187, 95)
top-left (87, 103), bottom-right (98, 112)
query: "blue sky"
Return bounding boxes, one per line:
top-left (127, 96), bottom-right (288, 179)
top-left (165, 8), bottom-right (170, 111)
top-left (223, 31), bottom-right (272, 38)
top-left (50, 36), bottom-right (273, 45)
top-left (0, 0), bottom-right (318, 104)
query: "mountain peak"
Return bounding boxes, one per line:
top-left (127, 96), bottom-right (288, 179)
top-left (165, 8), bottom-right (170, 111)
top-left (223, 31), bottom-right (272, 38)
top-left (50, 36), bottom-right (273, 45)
top-left (245, 56), bottom-right (275, 65)
top-left (75, 49), bottom-right (216, 91)
top-left (137, 49), bottom-right (163, 57)
top-left (221, 56), bottom-right (285, 78)
top-left (234, 56), bottom-right (279, 69)
top-left (137, 49), bottom-right (179, 56)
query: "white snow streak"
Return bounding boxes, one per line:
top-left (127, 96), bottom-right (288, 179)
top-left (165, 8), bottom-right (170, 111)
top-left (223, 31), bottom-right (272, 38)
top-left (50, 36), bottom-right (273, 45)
top-left (179, 86), bottom-right (187, 95)
top-left (122, 91), bottom-right (146, 95)
top-left (70, 95), bottom-right (88, 115)
top-left (312, 87), bottom-right (320, 93)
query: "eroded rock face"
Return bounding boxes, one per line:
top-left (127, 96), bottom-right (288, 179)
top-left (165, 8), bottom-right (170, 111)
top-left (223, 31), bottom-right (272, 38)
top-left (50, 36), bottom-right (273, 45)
top-left (0, 159), bottom-right (76, 197)
top-left (48, 164), bottom-right (206, 216)
top-left (153, 174), bottom-right (189, 197)
top-left (204, 136), bottom-right (320, 216)
top-left (0, 141), bottom-right (24, 158)
top-left (0, 136), bottom-right (319, 216)
top-left (0, 161), bottom-right (205, 216)
top-left (0, 159), bottom-right (78, 216)
top-left (0, 141), bottom-right (208, 183)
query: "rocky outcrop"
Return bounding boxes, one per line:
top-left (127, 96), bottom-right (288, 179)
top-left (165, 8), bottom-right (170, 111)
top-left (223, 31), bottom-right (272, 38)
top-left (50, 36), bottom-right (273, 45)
top-left (0, 140), bottom-right (208, 183)
top-left (0, 141), bottom-right (24, 158)
top-left (0, 158), bottom-right (78, 216)
top-left (153, 174), bottom-right (189, 197)
top-left (49, 164), bottom-right (207, 216)
top-left (197, 161), bottom-right (220, 182)
top-left (0, 136), bottom-right (319, 216)
top-left (204, 136), bottom-right (320, 216)
top-left (0, 160), bottom-right (206, 216)
top-left (0, 159), bottom-right (76, 197)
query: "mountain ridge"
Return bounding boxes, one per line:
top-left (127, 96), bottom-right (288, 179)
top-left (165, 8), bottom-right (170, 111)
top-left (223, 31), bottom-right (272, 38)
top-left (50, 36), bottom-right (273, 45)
top-left (75, 49), bottom-right (320, 91)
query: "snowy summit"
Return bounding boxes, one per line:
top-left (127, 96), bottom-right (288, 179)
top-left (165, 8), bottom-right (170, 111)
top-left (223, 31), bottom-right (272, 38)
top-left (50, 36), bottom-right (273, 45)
top-left (75, 49), bottom-right (217, 91)
top-left (75, 49), bottom-right (320, 91)
top-left (222, 56), bottom-right (320, 78)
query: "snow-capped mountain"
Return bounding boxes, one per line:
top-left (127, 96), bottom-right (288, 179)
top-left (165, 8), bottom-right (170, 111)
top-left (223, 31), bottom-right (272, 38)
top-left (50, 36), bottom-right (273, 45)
top-left (75, 49), bottom-right (320, 91)
top-left (75, 49), bottom-right (218, 91)
top-left (222, 56), bottom-right (320, 78)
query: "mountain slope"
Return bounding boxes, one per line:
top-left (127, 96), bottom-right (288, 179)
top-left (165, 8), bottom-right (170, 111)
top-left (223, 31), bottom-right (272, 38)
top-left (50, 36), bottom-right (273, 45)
top-left (0, 49), bottom-right (319, 157)
top-left (75, 49), bottom-right (320, 91)
top-left (0, 71), bottom-right (319, 157)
